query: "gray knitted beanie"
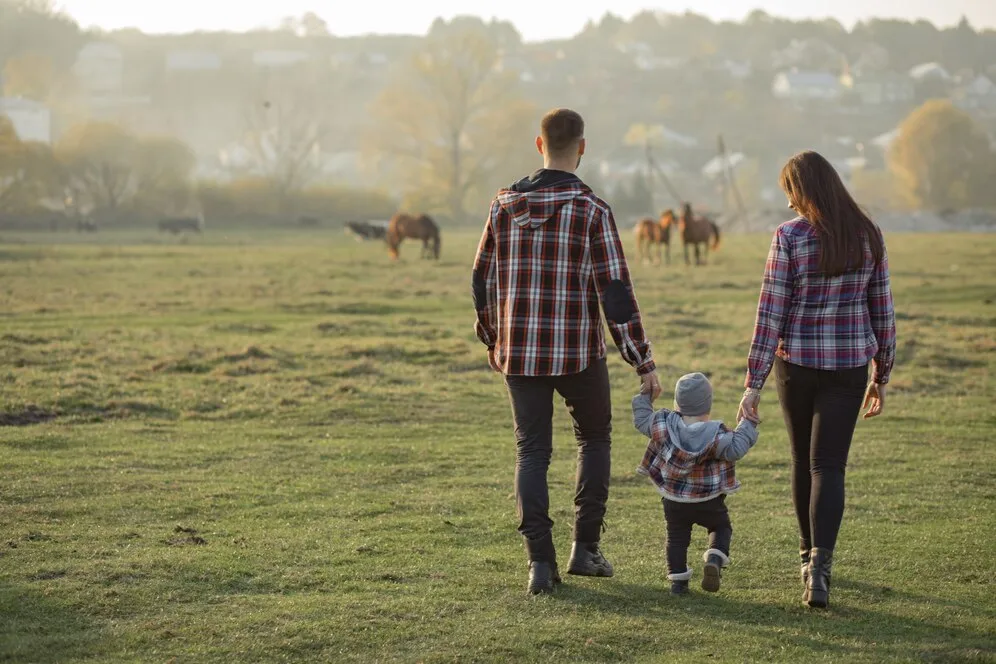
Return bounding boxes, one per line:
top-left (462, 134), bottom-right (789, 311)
top-left (674, 372), bottom-right (713, 417)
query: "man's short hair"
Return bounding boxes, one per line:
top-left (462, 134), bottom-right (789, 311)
top-left (540, 108), bottom-right (584, 157)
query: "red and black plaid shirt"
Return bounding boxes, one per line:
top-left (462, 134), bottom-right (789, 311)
top-left (472, 173), bottom-right (655, 377)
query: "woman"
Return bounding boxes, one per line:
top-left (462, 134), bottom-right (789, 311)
top-left (738, 150), bottom-right (896, 609)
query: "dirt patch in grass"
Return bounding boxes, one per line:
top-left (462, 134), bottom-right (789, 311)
top-left (165, 526), bottom-right (207, 546)
top-left (29, 569), bottom-right (67, 581)
top-left (153, 345), bottom-right (295, 376)
top-left (0, 405), bottom-right (58, 426)
top-left (1, 399), bottom-right (178, 427)
top-left (1, 333), bottom-right (51, 346)
top-left (211, 322), bottom-right (277, 335)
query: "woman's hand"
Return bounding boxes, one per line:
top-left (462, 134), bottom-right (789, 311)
top-left (737, 389), bottom-right (761, 424)
top-left (862, 382), bottom-right (886, 419)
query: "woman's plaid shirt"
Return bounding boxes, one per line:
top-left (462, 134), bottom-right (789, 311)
top-left (746, 217), bottom-right (897, 389)
top-left (472, 179), bottom-right (655, 377)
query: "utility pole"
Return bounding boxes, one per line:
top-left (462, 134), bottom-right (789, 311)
top-left (717, 134), bottom-right (748, 231)
top-left (644, 139), bottom-right (684, 208)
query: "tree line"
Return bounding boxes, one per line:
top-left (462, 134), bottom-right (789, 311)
top-left (2, 1), bottom-right (996, 228)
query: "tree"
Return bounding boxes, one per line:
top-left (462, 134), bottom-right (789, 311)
top-left (56, 122), bottom-right (138, 215)
top-left (2, 52), bottom-right (57, 101)
top-left (364, 17), bottom-right (535, 224)
top-left (238, 66), bottom-right (339, 213)
top-left (887, 99), bottom-right (996, 210)
top-left (132, 137), bottom-right (197, 215)
top-left (0, 115), bottom-right (60, 213)
top-left (850, 166), bottom-right (917, 212)
top-left (300, 11), bottom-right (329, 37)
top-left (0, 0), bottom-right (82, 71)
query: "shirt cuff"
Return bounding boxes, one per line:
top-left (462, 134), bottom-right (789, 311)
top-left (636, 358), bottom-right (656, 375)
top-left (744, 372), bottom-right (766, 391)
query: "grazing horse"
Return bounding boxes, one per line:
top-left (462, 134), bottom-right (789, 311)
top-left (634, 209), bottom-right (676, 266)
top-left (678, 203), bottom-right (721, 266)
top-left (386, 213), bottom-right (440, 260)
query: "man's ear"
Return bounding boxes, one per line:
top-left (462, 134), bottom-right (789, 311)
top-left (535, 136), bottom-right (544, 156)
top-left (578, 138), bottom-right (586, 157)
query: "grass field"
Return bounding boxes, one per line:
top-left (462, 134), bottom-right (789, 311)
top-left (1, 228), bottom-right (994, 663)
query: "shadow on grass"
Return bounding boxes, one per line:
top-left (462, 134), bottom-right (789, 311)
top-left (0, 583), bottom-right (101, 662)
top-left (549, 579), bottom-right (994, 659)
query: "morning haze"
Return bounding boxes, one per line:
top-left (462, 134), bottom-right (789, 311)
top-left (0, 2), bottom-right (994, 661)
top-left (3, 0), bottom-right (996, 231)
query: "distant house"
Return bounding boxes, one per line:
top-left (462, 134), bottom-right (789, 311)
top-left (870, 128), bottom-right (900, 151)
top-left (0, 97), bottom-right (51, 144)
top-left (73, 41), bottom-right (124, 94)
top-left (953, 74), bottom-right (996, 110)
top-left (252, 50), bottom-right (310, 68)
top-left (843, 72), bottom-right (915, 105)
top-left (701, 152), bottom-right (745, 179)
top-left (166, 50), bottom-right (222, 72)
top-left (909, 62), bottom-right (951, 82)
top-left (772, 70), bottom-right (841, 100)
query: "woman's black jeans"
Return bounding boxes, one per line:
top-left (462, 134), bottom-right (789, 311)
top-left (775, 357), bottom-right (868, 552)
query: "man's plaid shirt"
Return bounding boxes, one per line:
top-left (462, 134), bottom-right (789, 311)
top-left (746, 217), bottom-right (897, 390)
top-left (472, 172), bottom-right (655, 376)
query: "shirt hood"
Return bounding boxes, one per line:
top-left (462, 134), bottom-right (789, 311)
top-left (497, 169), bottom-right (592, 230)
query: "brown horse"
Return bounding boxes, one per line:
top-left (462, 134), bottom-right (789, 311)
top-left (386, 213), bottom-right (440, 260)
top-left (678, 203), bottom-right (721, 266)
top-left (634, 209), bottom-right (676, 266)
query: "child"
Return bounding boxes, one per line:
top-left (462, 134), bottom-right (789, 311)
top-left (633, 372), bottom-right (759, 595)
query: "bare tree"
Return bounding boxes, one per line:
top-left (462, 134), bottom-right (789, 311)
top-left (365, 18), bottom-right (535, 223)
top-left (236, 66), bottom-right (338, 213)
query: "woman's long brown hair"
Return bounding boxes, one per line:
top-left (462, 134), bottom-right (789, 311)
top-left (779, 151), bottom-right (884, 276)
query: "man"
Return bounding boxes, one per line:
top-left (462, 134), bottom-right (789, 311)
top-left (472, 108), bottom-right (662, 595)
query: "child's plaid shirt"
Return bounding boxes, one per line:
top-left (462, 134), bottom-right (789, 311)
top-left (633, 394), bottom-right (759, 503)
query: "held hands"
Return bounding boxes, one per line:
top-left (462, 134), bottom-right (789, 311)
top-left (863, 382), bottom-right (885, 419)
top-left (640, 370), bottom-right (662, 401)
top-left (737, 389), bottom-right (761, 425)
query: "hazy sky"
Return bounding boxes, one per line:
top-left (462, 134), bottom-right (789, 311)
top-left (57, 0), bottom-right (996, 40)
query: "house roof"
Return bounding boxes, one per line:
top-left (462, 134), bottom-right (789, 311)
top-left (909, 62), bottom-right (950, 80)
top-left (701, 152), bottom-right (745, 178)
top-left (871, 128), bottom-right (900, 149)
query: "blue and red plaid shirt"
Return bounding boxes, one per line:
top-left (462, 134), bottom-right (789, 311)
top-left (746, 217), bottom-right (897, 389)
top-left (472, 170), bottom-right (655, 377)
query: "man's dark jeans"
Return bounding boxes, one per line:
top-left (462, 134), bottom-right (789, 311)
top-left (503, 358), bottom-right (612, 563)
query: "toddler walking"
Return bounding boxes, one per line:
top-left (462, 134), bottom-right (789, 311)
top-left (633, 372), bottom-right (759, 594)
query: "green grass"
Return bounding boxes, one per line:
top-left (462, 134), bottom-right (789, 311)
top-left (1, 229), bottom-right (994, 663)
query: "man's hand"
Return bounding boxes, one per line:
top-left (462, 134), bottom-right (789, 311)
top-left (863, 382), bottom-right (885, 419)
top-left (640, 370), bottom-right (662, 401)
top-left (487, 347), bottom-right (500, 373)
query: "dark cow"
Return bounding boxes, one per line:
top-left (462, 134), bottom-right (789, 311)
top-left (345, 220), bottom-right (389, 241)
top-left (158, 217), bottom-right (203, 234)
